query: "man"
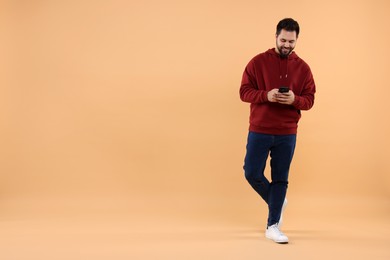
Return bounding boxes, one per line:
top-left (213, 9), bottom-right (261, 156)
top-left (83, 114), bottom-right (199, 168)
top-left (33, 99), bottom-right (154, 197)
top-left (239, 18), bottom-right (316, 244)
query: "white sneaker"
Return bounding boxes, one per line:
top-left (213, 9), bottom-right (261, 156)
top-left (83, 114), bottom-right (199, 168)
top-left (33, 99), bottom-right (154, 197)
top-left (265, 224), bottom-right (289, 244)
top-left (277, 198), bottom-right (288, 229)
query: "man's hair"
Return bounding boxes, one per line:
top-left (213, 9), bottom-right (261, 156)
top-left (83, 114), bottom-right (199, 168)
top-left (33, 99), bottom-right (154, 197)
top-left (276, 18), bottom-right (300, 37)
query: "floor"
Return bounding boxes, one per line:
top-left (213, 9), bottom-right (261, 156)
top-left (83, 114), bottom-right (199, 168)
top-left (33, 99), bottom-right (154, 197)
top-left (0, 194), bottom-right (389, 260)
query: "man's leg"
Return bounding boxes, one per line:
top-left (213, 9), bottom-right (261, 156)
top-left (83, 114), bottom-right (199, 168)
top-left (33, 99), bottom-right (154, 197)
top-left (244, 132), bottom-right (273, 203)
top-left (267, 134), bottom-right (296, 226)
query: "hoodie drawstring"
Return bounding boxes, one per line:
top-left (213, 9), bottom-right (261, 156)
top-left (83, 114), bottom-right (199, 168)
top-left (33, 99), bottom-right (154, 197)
top-left (279, 58), bottom-right (289, 80)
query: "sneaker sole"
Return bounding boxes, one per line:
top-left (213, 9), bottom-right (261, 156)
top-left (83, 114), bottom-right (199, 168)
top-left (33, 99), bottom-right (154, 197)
top-left (265, 233), bottom-right (289, 244)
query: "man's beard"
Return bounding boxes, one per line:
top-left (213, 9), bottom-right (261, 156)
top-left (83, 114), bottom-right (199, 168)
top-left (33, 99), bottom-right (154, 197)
top-left (277, 46), bottom-right (293, 59)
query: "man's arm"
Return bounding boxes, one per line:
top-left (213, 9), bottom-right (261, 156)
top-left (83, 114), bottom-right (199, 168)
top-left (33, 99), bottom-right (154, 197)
top-left (291, 70), bottom-right (316, 110)
top-left (239, 61), bottom-right (269, 104)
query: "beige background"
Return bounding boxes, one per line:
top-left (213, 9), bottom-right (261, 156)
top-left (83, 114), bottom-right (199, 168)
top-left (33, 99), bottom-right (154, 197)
top-left (1, 0), bottom-right (389, 259)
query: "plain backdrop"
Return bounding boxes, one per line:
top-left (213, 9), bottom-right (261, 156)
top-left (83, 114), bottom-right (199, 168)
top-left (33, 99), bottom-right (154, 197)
top-left (0, 0), bottom-right (389, 259)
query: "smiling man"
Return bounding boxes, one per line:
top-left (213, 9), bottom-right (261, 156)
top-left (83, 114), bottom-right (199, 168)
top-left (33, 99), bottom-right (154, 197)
top-left (239, 18), bottom-right (316, 244)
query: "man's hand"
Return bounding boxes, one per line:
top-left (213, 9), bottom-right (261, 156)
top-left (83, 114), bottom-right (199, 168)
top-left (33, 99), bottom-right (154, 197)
top-left (267, 89), bottom-right (295, 105)
top-left (275, 90), bottom-right (295, 105)
top-left (267, 89), bottom-right (280, 102)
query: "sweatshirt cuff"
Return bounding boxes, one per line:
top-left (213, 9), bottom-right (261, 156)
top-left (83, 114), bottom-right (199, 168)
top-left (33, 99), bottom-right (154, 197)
top-left (292, 95), bottom-right (300, 108)
top-left (261, 91), bottom-right (268, 103)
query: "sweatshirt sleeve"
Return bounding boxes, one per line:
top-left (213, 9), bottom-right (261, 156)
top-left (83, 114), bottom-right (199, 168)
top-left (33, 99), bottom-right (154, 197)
top-left (239, 60), bottom-right (268, 104)
top-left (292, 69), bottom-right (316, 110)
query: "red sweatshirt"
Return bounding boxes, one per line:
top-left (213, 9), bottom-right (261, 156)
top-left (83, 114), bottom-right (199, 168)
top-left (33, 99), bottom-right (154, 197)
top-left (240, 48), bottom-right (316, 135)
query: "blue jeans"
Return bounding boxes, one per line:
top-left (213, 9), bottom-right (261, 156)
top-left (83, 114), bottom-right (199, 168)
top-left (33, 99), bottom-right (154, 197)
top-left (244, 132), bottom-right (296, 226)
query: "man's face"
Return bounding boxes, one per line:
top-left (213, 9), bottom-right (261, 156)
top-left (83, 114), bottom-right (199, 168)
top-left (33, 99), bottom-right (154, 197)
top-left (275, 29), bottom-right (297, 58)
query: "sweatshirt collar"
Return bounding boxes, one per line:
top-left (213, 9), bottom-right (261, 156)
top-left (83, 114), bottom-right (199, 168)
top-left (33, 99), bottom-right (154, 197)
top-left (268, 48), bottom-right (298, 60)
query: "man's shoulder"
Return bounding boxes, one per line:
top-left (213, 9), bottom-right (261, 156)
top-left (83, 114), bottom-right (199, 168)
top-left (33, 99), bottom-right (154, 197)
top-left (250, 49), bottom-right (274, 63)
top-left (291, 52), bottom-right (311, 69)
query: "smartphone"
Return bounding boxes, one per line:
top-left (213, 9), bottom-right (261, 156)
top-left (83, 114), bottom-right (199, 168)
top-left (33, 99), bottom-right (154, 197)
top-left (279, 86), bottom-right (289, 93)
